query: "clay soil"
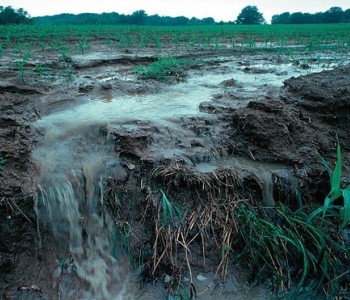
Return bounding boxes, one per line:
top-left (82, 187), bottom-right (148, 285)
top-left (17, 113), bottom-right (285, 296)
top-left (0, 39), bottom-right (349, 299)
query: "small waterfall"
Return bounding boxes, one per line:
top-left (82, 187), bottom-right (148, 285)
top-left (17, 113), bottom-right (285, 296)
top-left (195, 158), bottom-right (284, 206)
top-left (39, 180), bottom-right (81, 248)
top-left (257, 171), bottom-right (275, 206)
top-left (33, 122), bottom-right (129, 299)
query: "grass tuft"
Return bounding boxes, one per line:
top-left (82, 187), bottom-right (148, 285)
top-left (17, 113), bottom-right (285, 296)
top-left (135, 56), bottom-right (200, 82)
top-left (234, 202), bottom-right (349, 297)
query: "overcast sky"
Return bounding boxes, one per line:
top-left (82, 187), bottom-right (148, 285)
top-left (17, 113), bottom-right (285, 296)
top-left (2, 0), bottom-right (350, 23)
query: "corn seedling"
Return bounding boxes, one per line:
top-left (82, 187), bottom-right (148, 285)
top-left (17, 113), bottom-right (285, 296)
top-left (307, 143), bottom-right (350, 230)
top-left (155, 36), bottom-right (162, 50)
top-left (138, 38), bottom-right (145, 50)
top-left (34, 64), bottom-right (55, 79)
top-left (59, 69), bottom-right (74, 85)
top-left (105, 37), bottom-right (114, 52)
top-left (77, 37), bottom-right (90, 54)
top-left (16, 52), bottom-right (30, 82)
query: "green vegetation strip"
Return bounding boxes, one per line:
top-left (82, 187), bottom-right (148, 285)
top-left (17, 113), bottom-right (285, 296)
top-left (135, 57), bottom-right (200, 82)
top-left (1, 24), bottom-right (349, 52)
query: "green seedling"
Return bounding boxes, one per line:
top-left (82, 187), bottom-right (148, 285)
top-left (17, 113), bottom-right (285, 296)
top-left (60, 69), bottom-right (74, 84)
top-left (118, 35), bottom-right (129, 49)
top-left (307, 143), bottom-right (350, 230)
top-left (160, 190), bottom-right (174, 227)
top-left (105, 37), bottom-right (114, 52)
top-left (138, 38), bottom-right (145, 50)
top-left (215, 36), bottom-right (219, 50)
top-left (78, 37), bottom-right (90, 54)
top-left (17, 52), bottom-right (30, 82)
top-left (34, 64), bottom-right (55, 79)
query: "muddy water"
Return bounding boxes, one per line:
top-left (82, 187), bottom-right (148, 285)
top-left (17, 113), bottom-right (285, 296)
top-left (33, 125), bottom-right (129, 299)
top-left (41, 61), bottom-right (321, 128)
top-left (31, 60), bottom-right (330, 299)
top-left (195, 157), bottom-right (289, 206)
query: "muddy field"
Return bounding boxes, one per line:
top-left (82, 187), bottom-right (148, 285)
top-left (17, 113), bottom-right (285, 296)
top-left (0, 40), bottom-right (350, 299)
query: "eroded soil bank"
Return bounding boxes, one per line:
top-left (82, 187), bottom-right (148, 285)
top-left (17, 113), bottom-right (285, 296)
top-left (0, 43), bottom-right (349, 299)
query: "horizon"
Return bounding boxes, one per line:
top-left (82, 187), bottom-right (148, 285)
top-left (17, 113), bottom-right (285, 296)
top-left (2, 0), bottom-right (350, 23)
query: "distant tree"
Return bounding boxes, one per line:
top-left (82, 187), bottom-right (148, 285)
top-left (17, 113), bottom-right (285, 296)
top-left (130, 10), bottom-right (146, 25)
top-left (235, 6), bottom-right (265, 25)
top-left (187, 17), bottom-right (201, 25)
top-left (289, 12), bottom-right (315, 24)
top-left (201, 17), bottom-right (215, 25)
top-left (271, 7), bottom-right (348, 24)
top-left (0, 6), bottom-right (32, 24)
top-left (271, 12), bottom-right (290, 24)
top-left (313, 12), bottom-right (324, 23)
top-left (173, 16), bottom-right (189, 26)
top-left (322, 7), bottom-right (344, 23)
top-left (344, 9), bottom-right (350, 22)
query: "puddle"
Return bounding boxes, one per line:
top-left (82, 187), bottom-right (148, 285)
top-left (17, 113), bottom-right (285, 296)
top-left (100, 92), bottom-right (113, 103)
top-left (98, 74), bottom-right (135, 82)
top-left (119, 271), bottom-right (271, 300)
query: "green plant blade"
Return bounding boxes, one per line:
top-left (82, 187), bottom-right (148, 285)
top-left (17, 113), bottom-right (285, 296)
top-left (321, 197), bottom-right (332, 222)
top-left (160, 190), bottom-right (174, 226)
top-left (174, 206), bottom-right (183, 224)
top-left (307, 206), bottom-right (323, 225)
top-left (341, 188), bottom-right (350, 230)
top-left (331, 143), bottom-right (342, 193)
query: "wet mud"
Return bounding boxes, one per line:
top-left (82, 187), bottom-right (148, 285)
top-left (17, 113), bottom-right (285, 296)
top-left (0, 41), bottom-right (349, 299)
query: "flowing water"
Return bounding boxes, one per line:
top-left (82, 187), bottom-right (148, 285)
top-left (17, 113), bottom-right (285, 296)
top-left (31, 60), bottom-right (329, 298)
top-left (195, 157), bottom-right (289, 206)
top-left (33, 125), bottom-right (130, 299)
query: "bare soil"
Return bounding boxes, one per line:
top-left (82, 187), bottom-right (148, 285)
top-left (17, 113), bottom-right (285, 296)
top-left (0, 41), bottom-right (349, 299)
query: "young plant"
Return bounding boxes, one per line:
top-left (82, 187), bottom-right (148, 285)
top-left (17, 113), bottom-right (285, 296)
top-left (17, 52), bottom-right (30, 82)
top-left (77, 37), bottom-right (90, 55)
top-left (159, 190), bottom-right (183, 227)
top-left (105, 37), bottom-right (114, 52)
top-left (34, 64), bottom-right (55, 79)
top-left (307, 143), bottom-right (350, 230)
top-left (155, 36), bottom-right (162, 50)
top-left (60, 69), bottom-right (74, 85)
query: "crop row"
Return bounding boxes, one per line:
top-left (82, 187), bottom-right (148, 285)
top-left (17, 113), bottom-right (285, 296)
top-left (0, 23), bottom-right (349, 52)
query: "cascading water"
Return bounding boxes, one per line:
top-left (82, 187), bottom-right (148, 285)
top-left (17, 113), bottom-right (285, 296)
top-left (33, 123), bottom-right (129, 299)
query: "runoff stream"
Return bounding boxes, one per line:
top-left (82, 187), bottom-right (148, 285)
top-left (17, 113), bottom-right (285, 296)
top-left (31, 60), bottom-right (329, 299)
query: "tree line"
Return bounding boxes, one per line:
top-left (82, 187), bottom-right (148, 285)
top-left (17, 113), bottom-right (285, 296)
top-left (0, 6), bottom-right (32, 24)
top-left (0, 6), bottom-right (265, 26)
top-left (272, 7), bottom-right (350, 24)
top-left (0, 5), bottom-right (349, 26)
top-left (33, 10), bottom-right (216, 26)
